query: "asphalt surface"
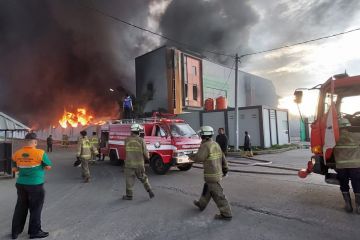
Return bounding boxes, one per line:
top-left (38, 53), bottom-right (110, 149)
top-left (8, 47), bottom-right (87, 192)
top-left (0, 145), bottom-right (359, 240)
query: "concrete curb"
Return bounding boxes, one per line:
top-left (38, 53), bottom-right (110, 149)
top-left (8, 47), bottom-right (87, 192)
top-left (227, 146), bottom-right (299, 156)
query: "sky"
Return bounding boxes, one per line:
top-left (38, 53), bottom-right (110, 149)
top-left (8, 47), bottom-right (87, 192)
top-left (0, 0), bottom-right (359, 125)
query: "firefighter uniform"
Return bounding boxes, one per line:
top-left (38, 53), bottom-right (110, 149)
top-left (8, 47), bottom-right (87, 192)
top-left (77, 134), bottom-right (98, 182)
top-left (123, 126), bottom-right (154, 200)
top-left (11, 133), bottom-right (52, 239)
top-left (90, 135), bottom-right (100, 162)
top-left (334, 124), bottom-right (360, 213)
top-left (191, 128), bottom-right (232, 219)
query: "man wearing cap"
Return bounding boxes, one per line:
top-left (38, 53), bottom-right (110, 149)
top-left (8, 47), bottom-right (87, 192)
top-left (77, 130), bottom-right (98, 183)
top-left (122, 124), bottom-right (154, 200)
top-left (190, 126), bottom-right (232, 220)
top-left (11, 132), bottom-right (52, 239)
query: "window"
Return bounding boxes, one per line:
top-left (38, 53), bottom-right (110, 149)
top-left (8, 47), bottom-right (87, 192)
top-left (170, 123), bottom-right (197, 137)
top-left (323, 93), bottom-right (338, 113)
top-left (193, 85), bottom-right (198, 101)
top-left (340, 95), bottom-right (360, 115)
top-left (155, 125), bottom-right (167, 137)
top-left (192, 66), bottom-right (197, 76)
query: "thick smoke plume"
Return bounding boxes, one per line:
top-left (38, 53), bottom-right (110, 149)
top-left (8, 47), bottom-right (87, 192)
top-left (0, 0), bottom-right (155, 128)
top-left (159, 0), bottom-right (258, 63)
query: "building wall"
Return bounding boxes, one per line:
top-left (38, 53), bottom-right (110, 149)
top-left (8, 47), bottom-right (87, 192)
top-left (202, 111), bottom-right (226, 140)
top-left (202, 59), bottom-right (278, 108)
top-left (135, 46), bottom-right (169, 113)
top-left (177, 111), bottom-right (201, 132)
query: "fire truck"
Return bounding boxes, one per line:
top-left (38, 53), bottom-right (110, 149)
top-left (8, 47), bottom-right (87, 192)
top-left (296, 73), bottom-right (360, 184)
top-left (100, 114), bottom-right (201, 175)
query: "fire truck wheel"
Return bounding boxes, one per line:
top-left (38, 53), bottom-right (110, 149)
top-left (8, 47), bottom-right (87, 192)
top-left (177, 163), bottom-right (193, 171)
top-left (150, 155), bottom-right (170, 175)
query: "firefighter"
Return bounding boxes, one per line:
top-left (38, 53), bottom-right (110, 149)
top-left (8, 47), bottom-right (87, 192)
top-left (11, 132), bottom-right (52, 239)
top-left (334, 118), bottom-right (360, 214)
top-left (77, 130), bottom-right (98, 183)
top-left (190, 126), bottom-right (232, 220)
top-left (90, 132), bottom-right (100, 163)
top-left (122, 124), bottom-right (154, 200)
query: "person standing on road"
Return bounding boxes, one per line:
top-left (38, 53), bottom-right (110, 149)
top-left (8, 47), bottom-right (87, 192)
top-left (216, 128), bottom-right (228, 155)
top-left (244, 131), bottom-right (253, 157)
top-left (46, 135), bottom-right (53, 153)
top-left (90, 132), bottom-right (100, 163)
top-left (123, 93), bottom-right (133, 119)
top-left (77, 130), bottom-right (98, 183)
top-left (11, 132), bottom-right (52, 239)
top-left (190, 126), bottom-right (232, 220)
top-left (122, 124), bottom-right (154, 200)
top-left (334, 120), bottom-right (360, 214)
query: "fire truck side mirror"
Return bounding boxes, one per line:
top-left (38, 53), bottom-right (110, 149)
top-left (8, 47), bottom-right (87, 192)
top-left (294, 90), bottom-right (303, 104)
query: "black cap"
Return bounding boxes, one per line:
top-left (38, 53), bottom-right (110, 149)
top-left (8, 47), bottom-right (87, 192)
top-left (25, 132), bottom-right (37, 140)
top-left (80, 130), bottom-right (87, 136)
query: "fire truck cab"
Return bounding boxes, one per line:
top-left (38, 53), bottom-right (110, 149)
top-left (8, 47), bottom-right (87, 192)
top-left (100, 116), bottom-right (201, 175)
top-left (296, 74), bottom-right (360, 184)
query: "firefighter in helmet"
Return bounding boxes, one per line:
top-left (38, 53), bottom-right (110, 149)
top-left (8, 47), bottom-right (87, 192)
top-left (90, 131), bottom-right (100, 163)
top-left (190, 126), bottom-right (232, 220)
top-left (77, 130), bottom-right (98, 183)
top-left (123, 124), bottom-right (154, 200)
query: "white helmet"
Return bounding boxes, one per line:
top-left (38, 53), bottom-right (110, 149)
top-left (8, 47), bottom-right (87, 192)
top-left (199, 126), bottom-right (214, 136)
top-left (131, 123), bottom-right (143, 132)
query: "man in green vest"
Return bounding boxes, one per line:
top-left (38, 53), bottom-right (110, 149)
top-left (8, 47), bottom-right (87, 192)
top-left (190, 126), bottom-right (232, 220)
top-left (334, 119), bottom-right (360, 214)
top-left (77, 130), bottom-right (98, 183)
top-left (122, 124), bottom-right (154, 200)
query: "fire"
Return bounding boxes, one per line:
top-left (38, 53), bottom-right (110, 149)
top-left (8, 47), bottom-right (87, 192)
top-left (59, 108), bottom-right (93, 128)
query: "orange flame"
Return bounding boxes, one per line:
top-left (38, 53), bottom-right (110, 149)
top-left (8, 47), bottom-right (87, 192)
top-left (59, 108), bottom-right (93, 129)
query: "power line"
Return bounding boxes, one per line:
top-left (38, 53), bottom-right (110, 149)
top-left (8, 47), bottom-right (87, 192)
top-left (80, 3), bottom-right (234, 58)
top-left (240, 27), bottom-right (360, 58)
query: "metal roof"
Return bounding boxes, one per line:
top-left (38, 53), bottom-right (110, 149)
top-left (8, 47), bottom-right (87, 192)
top-left (0, 112), bottom-right (30, 131)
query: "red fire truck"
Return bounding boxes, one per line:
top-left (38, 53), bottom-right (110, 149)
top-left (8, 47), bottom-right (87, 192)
top-left (100, 114), bottom-right (201, 175)
top-left (295, 73), bottom-right (360, 183)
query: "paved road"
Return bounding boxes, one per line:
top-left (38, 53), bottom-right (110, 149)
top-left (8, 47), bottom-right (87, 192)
top-left (0, 146), bottom-right (359, 240)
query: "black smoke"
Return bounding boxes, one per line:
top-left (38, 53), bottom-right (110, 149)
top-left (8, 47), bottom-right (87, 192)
top-left (159, 0), bottom-right (259, 63)
top-left (0, 0), bottom-right (155, 128)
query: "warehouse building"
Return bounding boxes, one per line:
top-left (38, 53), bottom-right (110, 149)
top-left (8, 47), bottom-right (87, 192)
top-left (135, 46), bottom-right (278, 114)
top-left (135, 46), bottom-right (289, 148)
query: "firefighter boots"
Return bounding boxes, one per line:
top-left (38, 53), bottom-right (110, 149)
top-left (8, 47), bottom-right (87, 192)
top-left (342, 192), bottom-right (353, 213)
top-left (355, 193), bottom-right (360, 214)
top-left (148, 190), bottom-right (155, 199)
top-left (214, 214), bottom-right (232, 221)
top-left (193, 200), bottom-right (205, 211)
top-left (122, 195), bottom-right (133, 200)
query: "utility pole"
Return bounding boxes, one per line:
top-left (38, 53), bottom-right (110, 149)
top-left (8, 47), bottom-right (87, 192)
top-left (234, 54), bottom-right (240, 151)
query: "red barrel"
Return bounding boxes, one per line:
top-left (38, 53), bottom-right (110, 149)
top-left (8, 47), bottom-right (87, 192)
top-left (204, 98), bottom-right (215, 111)
top-left (216, 96), bottom-right (227, 110)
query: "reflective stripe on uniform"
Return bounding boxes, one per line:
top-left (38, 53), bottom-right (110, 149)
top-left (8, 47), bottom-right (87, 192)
top-left (126, 140), bottom-right (142, 152)
top-left (18, 164), bottom-right (41, 168)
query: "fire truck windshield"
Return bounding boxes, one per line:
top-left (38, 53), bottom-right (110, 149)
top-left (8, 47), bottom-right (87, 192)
top-left (340, 95), bottom-right (360, 115)
top-left (170, 123), bottom-right (197, 137)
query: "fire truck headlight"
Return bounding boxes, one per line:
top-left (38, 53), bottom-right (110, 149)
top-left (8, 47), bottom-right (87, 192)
top-left (311, 145), bottom-right (322, 154)
top-left (173, 151), bottom-right (185, 157)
